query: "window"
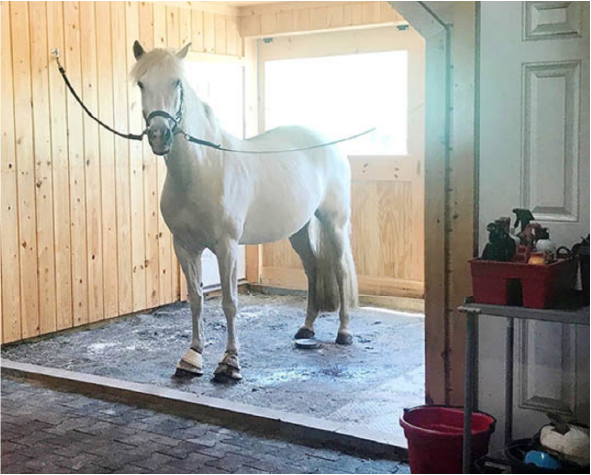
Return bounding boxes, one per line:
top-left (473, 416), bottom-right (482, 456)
top-left (184, 60), bottom-right (245, 139)
top-left (264, 51), bottom-right (408, 155)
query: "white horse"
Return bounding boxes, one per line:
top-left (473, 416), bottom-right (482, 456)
top-left (131, 42), bottom-right (358, 382)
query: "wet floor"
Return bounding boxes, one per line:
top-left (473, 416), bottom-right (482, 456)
top-left (2, 293), bottom-right (424, 439)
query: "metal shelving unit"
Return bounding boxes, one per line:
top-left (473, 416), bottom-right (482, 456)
top-left (457, 296), bottom-right (590, 474)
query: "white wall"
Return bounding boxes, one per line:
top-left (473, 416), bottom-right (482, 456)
top-left (478, 1), bottom-right (590, 450)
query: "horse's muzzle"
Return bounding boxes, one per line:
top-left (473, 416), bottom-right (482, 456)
top-left (147, 125), bottom-right (173, 156)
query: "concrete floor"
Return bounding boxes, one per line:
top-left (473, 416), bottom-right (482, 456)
top-left (2, 293), bottom-right (424, 441)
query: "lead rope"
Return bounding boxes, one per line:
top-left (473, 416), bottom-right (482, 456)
top-left (52, 48), bottom-right (376, 154)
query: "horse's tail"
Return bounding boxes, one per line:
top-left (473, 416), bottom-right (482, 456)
top-left (309, 217), bottom-right (359, 312)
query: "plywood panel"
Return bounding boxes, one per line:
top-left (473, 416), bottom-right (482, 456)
top-left (191, 10), bottom-right (204, 52)
top-left (1, 1), bottom-right (21, 343)
top-left (154, 2), bottom-right (173, 304)
top-left (227, 15), bottom-right (239, 57)
top-left (214, 14), bottom-right (227, 55)
top-left (112, 1), bottom-right (133, 316)
top-left (327, 4), bottom-right (344, 28)
top-left (260, 179), bottom-right (420, 295)
top-left (139, 1), bottom-right (160, 309)
top-left (262, 239), bottom-right (301, 270)
top-left (260, 267), bottom-right (423, 298)
top-left (179, 6), bottom-right (192, 48)
top-left (127, 1), bottom-right (147, 312)
top-left (166, 4), bottom-right (181, 301)
top-left (351, 181), bottom-right (381, 277)
top-left (95, 1), bottom-right (119, 319)
top-left (47, 0), bottom-right (73, 331)
top-left (276, 10), bottom-right (294, 34)
top-left (293, 9), bottom-right (310, 31)
top-left (64, 1), bottom-right (90, 328)
top-left (204, 11), bottom-right (215, 53)
top-left (11, 1), bottom-right (40, 338)
top-left (29, 1), bottom-right (57, 335)
top-left (261, 12), bottom-right (277, 34)
top-left (80, 1), bottom-right (104, 323)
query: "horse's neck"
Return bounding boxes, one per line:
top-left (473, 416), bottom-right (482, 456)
top-left (164, 83), bottom-right (229, 184)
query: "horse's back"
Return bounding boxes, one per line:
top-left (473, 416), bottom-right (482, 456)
top-left (234, 126), bottom-right (351, 244)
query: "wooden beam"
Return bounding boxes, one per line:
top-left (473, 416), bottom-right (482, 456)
top-left (389, 1), bottom-right (449, 406)
top-left (246, 245), bottom-right (261, 284)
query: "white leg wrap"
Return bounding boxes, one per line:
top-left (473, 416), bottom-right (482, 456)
top-left (180, 348), bottom-right (203, 369)
top-left (218, 351), bottom-right (240, 370)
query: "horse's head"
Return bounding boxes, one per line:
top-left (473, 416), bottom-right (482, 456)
top-left (131, 41), bottom-right (191, 156)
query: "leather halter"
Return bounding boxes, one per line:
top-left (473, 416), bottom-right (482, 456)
top-left (144, 84), bottom-right (184, 133)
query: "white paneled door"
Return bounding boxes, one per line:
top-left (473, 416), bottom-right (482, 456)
top-left (478, 2), bottom-right (589, 449)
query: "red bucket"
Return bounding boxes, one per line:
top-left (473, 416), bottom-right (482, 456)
top-left (400, 405), bottom-right (496, 474)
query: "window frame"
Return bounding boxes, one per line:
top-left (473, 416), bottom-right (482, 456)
top-left (256, 25), bottom-right (423, 161)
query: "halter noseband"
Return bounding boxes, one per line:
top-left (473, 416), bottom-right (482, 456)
top-left (144, 84), bottom-right (185, 134)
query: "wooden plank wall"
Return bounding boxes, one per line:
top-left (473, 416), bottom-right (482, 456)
top-left (239, 1), bottom-right (405, 37)
top-left (0, 1), bottom-right (243, 344)
top-left (260, 177), bottom-right (425, 298)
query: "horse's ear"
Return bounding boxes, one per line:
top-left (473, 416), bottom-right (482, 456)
top-left (176, 43), bottom-right (191, 60)
top-left (133, 40), bottom-right (145, 60)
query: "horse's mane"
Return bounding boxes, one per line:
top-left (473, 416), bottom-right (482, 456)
top-left (130, 48), bottom-right (185, 83)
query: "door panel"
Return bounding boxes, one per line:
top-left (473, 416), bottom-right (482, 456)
top-left (256, 26), bottom-right (425, 298)
top-left (478, 1), bottom-right (589, 449)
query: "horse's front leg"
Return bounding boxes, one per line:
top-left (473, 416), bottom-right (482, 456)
top-left (174, 237), bottom-right (205, 378)
top-left (213, 238), bottom-right (242, 382)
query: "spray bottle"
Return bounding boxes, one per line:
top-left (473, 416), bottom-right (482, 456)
top-left (512, 208), bottom-right (536, 262)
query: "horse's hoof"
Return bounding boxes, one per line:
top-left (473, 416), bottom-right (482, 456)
top-left (175, 359), bottom-right (204, 378)
top-left (336, 332), bottom-right (353, 345)
top-left (295, 327), bottom-right (315, 339)
top-left (175, 349), bottom-right (204, 378)
top-left (213, 365), bottom-right (242, 383)
top-left (213, 352), bottom-right (242, 383)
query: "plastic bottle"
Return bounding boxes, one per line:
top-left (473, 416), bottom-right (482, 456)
top-left (536, 227), bottom-right (556, 254)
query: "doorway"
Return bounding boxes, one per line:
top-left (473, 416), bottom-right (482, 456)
top-left (254, 25), bottom-right (425, 302)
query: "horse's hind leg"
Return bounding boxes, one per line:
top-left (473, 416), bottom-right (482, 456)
top-left (322, 217), bottom-right (355, 346)
top-left (289, 222), bottom-right (319, 339)
top-left (174, 238), bottom-right (205, 377)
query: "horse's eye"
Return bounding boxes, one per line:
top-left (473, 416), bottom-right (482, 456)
top-left (173, 79), bottom-right (181, 89)
top-left (137, 81), bottom-right (144, 90)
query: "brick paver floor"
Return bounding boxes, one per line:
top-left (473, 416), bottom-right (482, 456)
top-left (1, 377), bottom-right (409, 474)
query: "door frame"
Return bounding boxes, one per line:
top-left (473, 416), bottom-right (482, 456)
top-left (389, 1), bottom-right (478, 406)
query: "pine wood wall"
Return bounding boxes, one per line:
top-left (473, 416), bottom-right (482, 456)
top-left (0, 1), bottom-right (243, 344)
top-left (238, 1), bottom-right (405, 37)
